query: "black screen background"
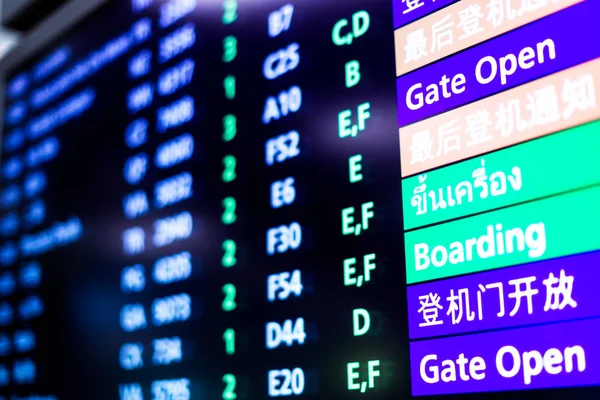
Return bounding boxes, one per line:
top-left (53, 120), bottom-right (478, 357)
top-left (0, 0), bottom-right (598, 399)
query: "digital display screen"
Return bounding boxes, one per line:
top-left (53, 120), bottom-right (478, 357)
top-left (0, 0), bottom-right (599, 399)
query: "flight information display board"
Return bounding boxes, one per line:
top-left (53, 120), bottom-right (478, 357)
top-left (0, 0), bottom-right (598, 399)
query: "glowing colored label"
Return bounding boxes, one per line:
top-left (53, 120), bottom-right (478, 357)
top-left (408, 250), bottom-right (600, 339)
top-left (400, 57), bottom-right (600, 177)
top-left (396, 1), bottom-right (600, 127)
top-left (410, 318), bottom-right (600, 395)
top-left (393, 0), bottom-right (458, 29)
top-left (395, 0), bottom-right (583, 76)
top-left (405, 185), bottom-right (600, 284)
top-left (403, 120), bottom-right (600, 230)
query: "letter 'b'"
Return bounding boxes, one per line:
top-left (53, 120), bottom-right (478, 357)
top-left (415, 243), bottom-right (430, 271)
top-left (345, 61), bottom-right (361, 88)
